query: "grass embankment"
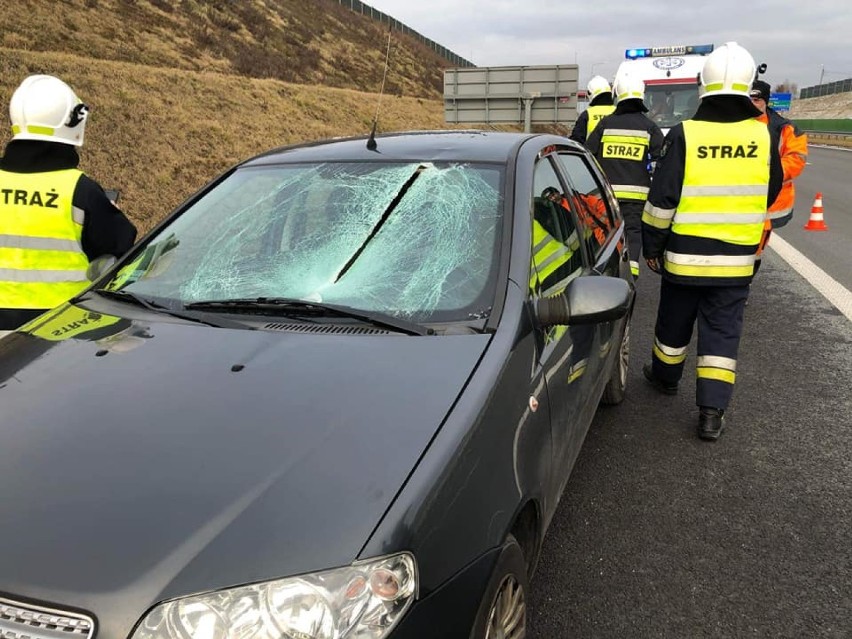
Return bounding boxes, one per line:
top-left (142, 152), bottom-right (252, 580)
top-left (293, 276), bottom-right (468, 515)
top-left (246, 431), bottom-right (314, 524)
top-left (0, 48), bottom-right (452, 234)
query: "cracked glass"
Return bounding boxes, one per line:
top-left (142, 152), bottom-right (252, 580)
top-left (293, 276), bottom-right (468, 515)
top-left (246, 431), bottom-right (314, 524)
top-left (106, 161), bottom-right (504, 322)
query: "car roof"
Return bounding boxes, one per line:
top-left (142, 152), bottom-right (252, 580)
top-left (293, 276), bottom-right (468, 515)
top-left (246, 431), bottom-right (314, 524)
top-left (241, 130), bottom-right (558, 166)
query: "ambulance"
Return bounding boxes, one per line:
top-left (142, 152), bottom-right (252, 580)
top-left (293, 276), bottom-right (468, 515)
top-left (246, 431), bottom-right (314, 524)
top-left (615, 44), bottom-right (715, 134)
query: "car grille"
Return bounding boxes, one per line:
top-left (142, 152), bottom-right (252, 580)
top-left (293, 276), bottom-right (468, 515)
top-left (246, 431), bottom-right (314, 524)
top-left (0, 597), bottom-right (94, 639)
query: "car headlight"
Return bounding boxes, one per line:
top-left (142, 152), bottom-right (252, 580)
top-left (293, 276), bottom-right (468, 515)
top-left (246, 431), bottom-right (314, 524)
top-left (130, 553), bottom-right (417, 639)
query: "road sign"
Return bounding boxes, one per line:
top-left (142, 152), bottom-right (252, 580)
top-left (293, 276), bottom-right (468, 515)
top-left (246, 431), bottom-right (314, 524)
top-left (444, 65), bottom-right (579, 131)
top-left (770, 92), bottom-right (792, 112)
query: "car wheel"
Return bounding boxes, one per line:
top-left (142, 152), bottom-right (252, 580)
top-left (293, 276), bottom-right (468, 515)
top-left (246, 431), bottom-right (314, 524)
top-left (600, 318), bottom-right (630, 405)
top-left (470, 534), bottom-right (528, 639)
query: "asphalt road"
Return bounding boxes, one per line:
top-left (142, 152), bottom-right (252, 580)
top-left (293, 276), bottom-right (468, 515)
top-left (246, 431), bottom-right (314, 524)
top-left (776, 145), bottom-right (851, 290)
top-left (527, 147), bottom-right (852, 638)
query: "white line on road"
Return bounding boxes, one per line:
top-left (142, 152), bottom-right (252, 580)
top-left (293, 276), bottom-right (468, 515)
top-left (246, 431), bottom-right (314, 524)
top-left (769, 234), bottom-right (852, 322)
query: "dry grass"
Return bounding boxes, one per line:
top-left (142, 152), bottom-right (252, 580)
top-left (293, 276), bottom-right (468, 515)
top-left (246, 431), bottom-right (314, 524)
top-left (0, 1), bottom-right (524, 234)
top-left (0, 48), bottom-right (460, 233)
top-left (0, 0), bottom-right (447, 98)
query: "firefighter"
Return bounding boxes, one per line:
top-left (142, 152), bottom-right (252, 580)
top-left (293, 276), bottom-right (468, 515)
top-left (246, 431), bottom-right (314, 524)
top-left (640, 42), bottom-right (783, 441)
top-left (750, 79), bottom-right (808, 274)
top-left (532, 187), bottom-right (583, 297)
top-left (570, 75), bottom-right (615, 146)
top-left (0, 75), bottom-right (137, 334)
top-left (586, 71), bottom-right (664, 279)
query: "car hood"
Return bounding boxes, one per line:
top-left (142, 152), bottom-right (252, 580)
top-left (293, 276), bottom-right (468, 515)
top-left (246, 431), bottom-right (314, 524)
top-left (0, 304), bottom-right (490, 636)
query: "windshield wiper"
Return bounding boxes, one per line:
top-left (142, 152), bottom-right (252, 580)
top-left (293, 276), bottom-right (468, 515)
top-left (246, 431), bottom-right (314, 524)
top-left (333, 164), bottom-right (428, 283)
top-left (185, 297), bottom-right (434, 336)
top-left (88, 289), bottom-right (243, 329)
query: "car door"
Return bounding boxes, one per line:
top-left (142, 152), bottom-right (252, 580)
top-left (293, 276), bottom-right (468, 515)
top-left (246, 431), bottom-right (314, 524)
top-left (556, 150), bottom-right (630, 395)
top-left (528, 151), bottom-right (596, 498)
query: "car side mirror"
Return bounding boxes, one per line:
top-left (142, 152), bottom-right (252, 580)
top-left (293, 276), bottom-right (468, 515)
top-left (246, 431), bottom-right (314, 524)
top-left (536, 275), bottom-right (632, 327)
top-left (86, 255), bottom-right (117, 282)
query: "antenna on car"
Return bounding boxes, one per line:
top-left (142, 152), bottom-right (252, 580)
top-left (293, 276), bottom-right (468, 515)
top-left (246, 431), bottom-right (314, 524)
top-left (366, 27), bottom-right (393, 151)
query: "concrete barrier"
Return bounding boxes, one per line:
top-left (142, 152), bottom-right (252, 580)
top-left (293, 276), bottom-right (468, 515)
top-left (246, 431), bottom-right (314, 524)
top-left (805, 131), bottom-right (852, 148)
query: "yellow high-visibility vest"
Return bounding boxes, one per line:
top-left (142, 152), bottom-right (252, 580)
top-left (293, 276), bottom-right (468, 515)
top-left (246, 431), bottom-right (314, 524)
top-left (586, 105), bottom-right (616, 137)
top-left (600, 127), bottom-right (652, 201)
top-left (530, 219), bottom-right (581, 297)
top-left (665, 119), bottom-right (770, 279)
top-left (0, 168), bottom-right (89, 309)
top-left (25, 303), bottom-right (124, 341)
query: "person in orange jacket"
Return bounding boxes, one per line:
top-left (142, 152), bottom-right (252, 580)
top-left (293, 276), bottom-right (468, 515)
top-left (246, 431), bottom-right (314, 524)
top-left (542, 187), bottom-right (611, 249)
top-left (750, 80), bottom-right (808, 273)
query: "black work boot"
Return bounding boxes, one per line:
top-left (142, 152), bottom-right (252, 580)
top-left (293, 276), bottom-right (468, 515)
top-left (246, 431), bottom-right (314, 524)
top-left (698, 407), bottom-right (725, 441)
top-left (642, 363), bottom-right (678, 395)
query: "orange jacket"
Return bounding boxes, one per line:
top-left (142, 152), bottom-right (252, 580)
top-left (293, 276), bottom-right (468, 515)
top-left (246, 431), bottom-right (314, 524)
top-left (757, 110), bottom-right (808, 253)
top-left (561, 194), bottom-right (610, 248)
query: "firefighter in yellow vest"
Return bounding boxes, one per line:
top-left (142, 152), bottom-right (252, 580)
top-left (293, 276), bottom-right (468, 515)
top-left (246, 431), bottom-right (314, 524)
top-left (531, 187), bottom-right (588, 384)
top-left (640, 42), bottom-right (782, 441)
top-left (530, 188), bottom-right (583, 297)
top-left (570, 76), bottom-right (616, 146)
top-left (0, 75), bottom-right (137, 334)
top-left (586, 72), bottom-right (664, 279)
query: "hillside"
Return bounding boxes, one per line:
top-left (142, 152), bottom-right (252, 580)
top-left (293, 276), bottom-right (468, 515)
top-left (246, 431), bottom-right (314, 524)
top-left (0, 0), bottom-right (464, 232)
top-left (789, 92), bottom-right (852, 119)
top-left (1, 0), bottom-right (448, 98)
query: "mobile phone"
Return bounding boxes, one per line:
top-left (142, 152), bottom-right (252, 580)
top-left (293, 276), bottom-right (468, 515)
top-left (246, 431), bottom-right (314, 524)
top-left (104, 189), bottom-right (120, 204)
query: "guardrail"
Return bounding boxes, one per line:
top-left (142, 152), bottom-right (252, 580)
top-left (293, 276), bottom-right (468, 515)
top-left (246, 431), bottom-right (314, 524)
top-left (803, 130), bottom-right (852, 147)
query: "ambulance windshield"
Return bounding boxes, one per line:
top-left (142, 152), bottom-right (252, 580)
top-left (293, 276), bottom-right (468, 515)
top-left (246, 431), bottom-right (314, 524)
top-left (646, 84), bottom-right (700, 129)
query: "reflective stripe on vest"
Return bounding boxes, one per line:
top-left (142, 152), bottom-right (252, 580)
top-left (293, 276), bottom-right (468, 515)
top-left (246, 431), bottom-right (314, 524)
top-left (0, 168), bottom-right (89, 309)
top-left (610, 183), bottom-right (650, 201)
top-left (586, 105), bottom-right (616, 136)
top-left (664, 119), bottom-right (770, 279)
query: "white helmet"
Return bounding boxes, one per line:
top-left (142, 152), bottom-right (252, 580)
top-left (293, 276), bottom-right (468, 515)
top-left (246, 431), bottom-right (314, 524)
top-left (699, 41), bottom-right (756, 98)
top-left (9, 75), bottom-right (89, 146)
top-left (587, 75), bottom-right (612, 101)
top-left (612, 72), bottom-right (645, 104)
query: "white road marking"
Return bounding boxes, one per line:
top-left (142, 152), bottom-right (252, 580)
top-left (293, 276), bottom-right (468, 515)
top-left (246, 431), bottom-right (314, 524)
top-left (768, 234), bottom-right (852, 322)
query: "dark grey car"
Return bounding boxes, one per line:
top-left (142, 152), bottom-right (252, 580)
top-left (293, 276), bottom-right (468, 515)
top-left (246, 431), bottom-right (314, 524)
top-left (0, 131), bottom-right (634, 639)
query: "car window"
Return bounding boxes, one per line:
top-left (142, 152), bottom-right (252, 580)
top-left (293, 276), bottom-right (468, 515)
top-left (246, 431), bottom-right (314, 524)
top-left (530, 158), bottom-right (584, 298)
top-left (556, 153), bottom-right (617, 258)
top-left (104, 161), bottom-right (504, 323)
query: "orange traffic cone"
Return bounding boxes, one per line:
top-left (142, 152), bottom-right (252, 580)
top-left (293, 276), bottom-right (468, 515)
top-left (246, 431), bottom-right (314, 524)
top-left (803, 192), bottom-right (828, 231)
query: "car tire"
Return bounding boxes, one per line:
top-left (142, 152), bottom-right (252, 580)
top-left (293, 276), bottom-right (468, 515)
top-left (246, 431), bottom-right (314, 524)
top-left (470, 534), bottom-right (528, 639)
top-left (600, 318), bottom-right (630, 406)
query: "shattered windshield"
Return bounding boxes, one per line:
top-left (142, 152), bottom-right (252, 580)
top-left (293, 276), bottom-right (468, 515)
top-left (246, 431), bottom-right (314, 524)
top-left (106, 161), bottom-right (504, 322)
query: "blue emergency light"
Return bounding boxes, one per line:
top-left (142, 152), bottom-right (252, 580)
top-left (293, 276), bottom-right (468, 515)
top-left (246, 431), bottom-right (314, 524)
top-left (625, 44), bottom-right (714, 59)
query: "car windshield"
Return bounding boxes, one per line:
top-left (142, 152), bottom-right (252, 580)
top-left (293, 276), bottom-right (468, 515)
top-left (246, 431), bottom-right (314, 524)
top-left (646, 83), bottom-right (700, 129)
top-left (104, 161), bottom-right (504, 323)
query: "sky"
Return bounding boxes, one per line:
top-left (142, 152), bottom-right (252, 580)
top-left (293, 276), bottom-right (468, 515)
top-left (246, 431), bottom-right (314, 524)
top-left (362, 0), bottom-right (851, 92)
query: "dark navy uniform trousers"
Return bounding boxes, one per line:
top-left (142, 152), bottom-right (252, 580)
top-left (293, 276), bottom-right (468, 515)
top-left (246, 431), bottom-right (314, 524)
top-left (650, 278), bottom-right (750, 410)
top-left (620, 200), bottom-right (644, 278)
